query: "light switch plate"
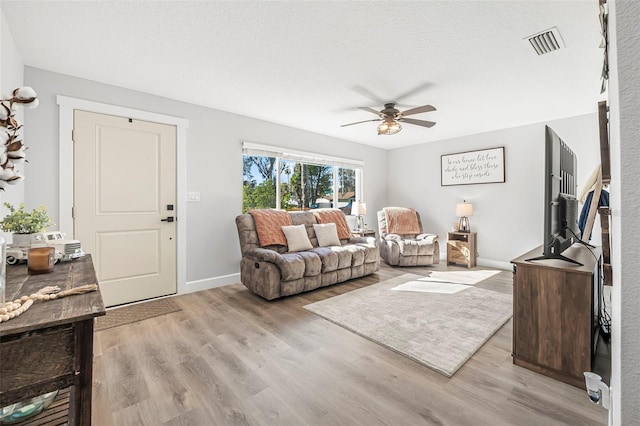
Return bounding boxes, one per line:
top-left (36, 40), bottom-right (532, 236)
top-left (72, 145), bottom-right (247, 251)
top-left (186, 192), bottom-right (200, 202)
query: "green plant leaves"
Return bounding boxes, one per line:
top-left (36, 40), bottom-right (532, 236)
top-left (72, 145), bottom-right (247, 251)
top-left (0, 202), bottom-right (53, 234)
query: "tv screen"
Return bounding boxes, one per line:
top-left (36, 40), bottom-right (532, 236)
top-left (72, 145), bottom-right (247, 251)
top-left (527, 126), bottom-right (581, 265)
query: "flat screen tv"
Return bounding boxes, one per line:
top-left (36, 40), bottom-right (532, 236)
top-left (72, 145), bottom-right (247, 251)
top-left (526, 125), bottom-right (582, 265)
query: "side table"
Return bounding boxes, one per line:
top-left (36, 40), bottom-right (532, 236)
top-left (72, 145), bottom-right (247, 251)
top-left (351, 229), bottom-right (376, 238)
top-left (447, 231), bottom-right (477, 268)
top-left (0, 255), bottom-right (105, 425)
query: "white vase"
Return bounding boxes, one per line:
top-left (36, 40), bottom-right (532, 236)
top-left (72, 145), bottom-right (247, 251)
top-left (12, 233), bottom-right (33, 247)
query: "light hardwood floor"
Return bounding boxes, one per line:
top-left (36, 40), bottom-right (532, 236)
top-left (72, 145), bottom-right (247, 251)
top-left (93, 263), bottom-right (608, 425)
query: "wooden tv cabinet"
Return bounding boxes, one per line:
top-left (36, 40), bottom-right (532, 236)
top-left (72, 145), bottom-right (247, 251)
top-left (511, 244), bottom-right (602, 389)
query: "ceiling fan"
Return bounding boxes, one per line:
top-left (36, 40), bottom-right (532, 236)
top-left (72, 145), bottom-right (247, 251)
top-left (341, 102), bottom-right (436, 135)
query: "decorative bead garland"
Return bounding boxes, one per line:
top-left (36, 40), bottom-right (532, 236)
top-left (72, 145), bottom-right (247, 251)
top-left (0, 284), bottom-right (97, 323)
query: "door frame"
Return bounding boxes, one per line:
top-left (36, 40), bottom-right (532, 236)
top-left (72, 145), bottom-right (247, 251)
top-left (57, 95), bottom-right (188, 295)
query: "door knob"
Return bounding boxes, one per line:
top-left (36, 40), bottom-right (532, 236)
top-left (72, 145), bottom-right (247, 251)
top-left (161, 216), bottom-right (175, 222)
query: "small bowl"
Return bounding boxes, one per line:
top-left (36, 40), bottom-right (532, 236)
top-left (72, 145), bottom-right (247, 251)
top-left (0, 390), bottom-right (58, 424)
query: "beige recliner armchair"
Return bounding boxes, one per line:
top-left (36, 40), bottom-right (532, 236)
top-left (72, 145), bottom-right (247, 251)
top-left (377, 207), bottom-right (440, 266)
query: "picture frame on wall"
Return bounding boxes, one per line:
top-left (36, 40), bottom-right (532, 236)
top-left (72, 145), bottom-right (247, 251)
top-left (441, 146), bottom-right (505, 186)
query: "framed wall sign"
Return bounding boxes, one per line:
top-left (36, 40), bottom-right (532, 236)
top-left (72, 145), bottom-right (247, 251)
top-left (441, 147), bottom-right (505, 186)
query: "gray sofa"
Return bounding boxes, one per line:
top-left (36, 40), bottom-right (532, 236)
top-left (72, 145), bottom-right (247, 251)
top-left (236, 209), bottom-right (380, 300)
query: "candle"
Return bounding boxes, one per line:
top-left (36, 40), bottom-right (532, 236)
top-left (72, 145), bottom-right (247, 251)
top-left (27, 247), bottom-right (55, 274)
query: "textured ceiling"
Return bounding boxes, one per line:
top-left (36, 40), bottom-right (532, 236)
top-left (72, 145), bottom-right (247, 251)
top-left (0, 1), bottom-right (604, 149)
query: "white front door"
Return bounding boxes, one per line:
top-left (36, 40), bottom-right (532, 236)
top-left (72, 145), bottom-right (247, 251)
top-left (73, 110), bottom-right (177, 307)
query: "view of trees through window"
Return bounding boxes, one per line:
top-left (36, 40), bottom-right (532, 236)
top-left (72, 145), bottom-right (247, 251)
top-left (243, 155), bottom-right (358, 213)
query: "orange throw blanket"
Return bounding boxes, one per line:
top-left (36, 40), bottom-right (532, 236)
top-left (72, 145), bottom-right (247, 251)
top-left (249, 209), bottom-right (292, 246)
top-left (384, 207), bottom-right (421, 234)
top-left (313, 210), bottom-right (351, 240)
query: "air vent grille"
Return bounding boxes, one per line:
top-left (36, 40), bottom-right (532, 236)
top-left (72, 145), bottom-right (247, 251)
top-left (525, 27), bottom-right (565, 55)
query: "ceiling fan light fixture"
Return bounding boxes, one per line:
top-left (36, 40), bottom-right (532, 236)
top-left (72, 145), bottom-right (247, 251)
top-left (377, 118), bottom-right (402, 135)
top-left (342, 101), bottom-right (435, 133)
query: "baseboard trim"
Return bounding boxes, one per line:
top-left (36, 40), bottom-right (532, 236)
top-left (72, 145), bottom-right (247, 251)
top-left (439, 253), bottom-right (512, 271)
top-left (477, 258), bottom-right (512, 271)
top-left (183, 273), bottom-right (240, 294)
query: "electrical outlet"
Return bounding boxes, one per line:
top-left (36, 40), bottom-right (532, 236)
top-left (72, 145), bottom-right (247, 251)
top-left (186, 192), bottom-right (200, 202)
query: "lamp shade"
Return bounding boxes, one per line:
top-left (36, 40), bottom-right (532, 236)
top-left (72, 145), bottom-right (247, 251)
top-left (455, 202), bottom-right (473, 217)
top-left (351, 201), bottom-right (367, 215)
top-left (377, 119), bottom-right (402, 135)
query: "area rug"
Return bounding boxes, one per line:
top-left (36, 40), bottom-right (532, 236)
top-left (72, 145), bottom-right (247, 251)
top-left (95, 297), bottom-right (181, 331)
top-left (303, 273), bottom-right (512, 377)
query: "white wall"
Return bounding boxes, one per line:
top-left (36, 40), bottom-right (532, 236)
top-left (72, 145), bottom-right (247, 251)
top-left (387, 114), bottom-right (601, 267)
top-left (608, 1), bottom-right (640, 424)
top-left (0, 9), bottom-right (23, 105)
top-left (0, 9), bottom-right (25, 214)
top-left (22, 66), bottom-right (387, 287)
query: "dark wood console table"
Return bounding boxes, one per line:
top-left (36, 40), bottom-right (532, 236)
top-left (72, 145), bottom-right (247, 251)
top-left (511, 244), bottom-right (602, 389)
top-left (0, 255), bottom-right (105, 425)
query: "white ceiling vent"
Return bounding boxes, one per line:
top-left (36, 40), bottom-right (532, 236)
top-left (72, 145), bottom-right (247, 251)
top-left (525, 27), bottom-right (565, 55)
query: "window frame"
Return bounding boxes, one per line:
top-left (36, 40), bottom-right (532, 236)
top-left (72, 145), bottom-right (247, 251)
top-left (242, 142), bottom-right (364, 211)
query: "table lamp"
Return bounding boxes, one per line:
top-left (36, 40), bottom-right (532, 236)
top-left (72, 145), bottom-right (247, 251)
top-left (456, 201), bottom-right (473, 233)
top-left (351, 201), bottom-right (367, 231)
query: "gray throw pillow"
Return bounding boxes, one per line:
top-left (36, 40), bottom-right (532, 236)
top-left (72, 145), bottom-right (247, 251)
top-left (313, 223), bottom-right (341, 247)
top-left (282, 224), bottom-right (313, 251)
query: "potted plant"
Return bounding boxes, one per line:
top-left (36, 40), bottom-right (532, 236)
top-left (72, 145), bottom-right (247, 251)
top-left (0, 202), bottom-right (53, 247)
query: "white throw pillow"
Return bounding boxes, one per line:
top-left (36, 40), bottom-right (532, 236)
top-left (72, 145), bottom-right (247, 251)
top-left (313, 223), bottom-right (341, 247)
top-left (282, 224), bottom-right (313, 251)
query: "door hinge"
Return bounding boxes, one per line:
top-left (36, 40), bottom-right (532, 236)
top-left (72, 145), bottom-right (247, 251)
top-left (72, 206), bottom-right (75, 219)
top-left (72, 129), bottom-right (75, 142)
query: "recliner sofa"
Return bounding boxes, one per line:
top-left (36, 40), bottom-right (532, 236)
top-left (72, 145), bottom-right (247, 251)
top-left (236, 209), bottom-right (379, 300)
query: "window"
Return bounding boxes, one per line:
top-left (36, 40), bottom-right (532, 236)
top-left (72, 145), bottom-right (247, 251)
top-left (242, 155), bottom-right (278, 211)
top-left (242, 142), bottom-right (363, 213)
top-left (336, 167), bottom-right (356, 213)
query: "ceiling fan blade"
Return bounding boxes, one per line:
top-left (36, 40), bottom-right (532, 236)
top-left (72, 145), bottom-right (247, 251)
top-left (393, 82), bottom-right (433, 103)
top-left (400, 105), bottom-right (436, 117)
top-left (351, 86), bottom-right (386, 105)
top-left (358, 107), bottom-right (383, 116)
top-left (340, 118), bottom-right (382, 127)
top-left (399, 117), bottom-right (436, 128)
